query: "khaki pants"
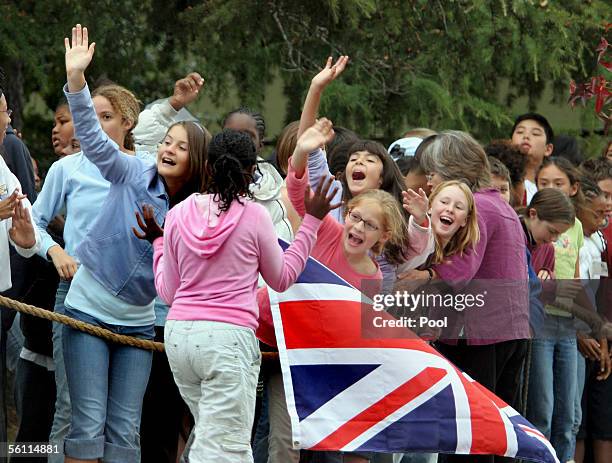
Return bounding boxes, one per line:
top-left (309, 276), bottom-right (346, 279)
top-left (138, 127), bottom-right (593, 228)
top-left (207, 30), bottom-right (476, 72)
top-left (267, 371), bottom-right (300, 463)
top-left (165, 320), bottom-right (261, 463)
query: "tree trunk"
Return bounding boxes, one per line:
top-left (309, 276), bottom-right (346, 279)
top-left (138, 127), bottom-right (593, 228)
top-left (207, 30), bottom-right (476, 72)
top-left (5, 60), bottom-right (25, 132)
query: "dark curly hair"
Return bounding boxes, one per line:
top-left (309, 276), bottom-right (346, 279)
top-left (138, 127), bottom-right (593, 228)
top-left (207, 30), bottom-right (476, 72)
top-left (580, 158), bottom-right (612, 183)
top-left (206, 129), bottom-right (257, 212)
top-left (223, 107), bottom-right (266, 149)
top-left (484, 140), bottom-right (528, 186)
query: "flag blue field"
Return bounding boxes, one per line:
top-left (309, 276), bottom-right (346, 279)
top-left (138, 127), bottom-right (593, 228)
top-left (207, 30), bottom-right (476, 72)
top-left (268, 241), bottom-right (558, 462)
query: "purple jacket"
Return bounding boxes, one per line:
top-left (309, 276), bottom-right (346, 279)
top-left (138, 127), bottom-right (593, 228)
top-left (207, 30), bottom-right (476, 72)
top-left (433, 189), bottom-right (530, 344)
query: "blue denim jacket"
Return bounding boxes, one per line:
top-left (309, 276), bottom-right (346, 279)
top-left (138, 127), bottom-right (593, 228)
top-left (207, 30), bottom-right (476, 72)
top-left (65, 83), bottom-right (168, 306)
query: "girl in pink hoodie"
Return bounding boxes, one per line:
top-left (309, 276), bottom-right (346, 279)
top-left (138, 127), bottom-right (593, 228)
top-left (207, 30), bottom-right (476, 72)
top-left (135, 128), bottom-right (339, 463)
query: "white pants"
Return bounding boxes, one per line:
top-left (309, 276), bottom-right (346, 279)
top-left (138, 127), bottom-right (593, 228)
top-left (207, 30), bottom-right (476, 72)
top-left (165, 320), bottom-right (261, 463)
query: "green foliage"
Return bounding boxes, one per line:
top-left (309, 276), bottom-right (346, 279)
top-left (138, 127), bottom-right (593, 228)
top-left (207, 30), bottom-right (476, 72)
top-left (177, 0), bottom-right (608, 139)
top-left (0, 0), bottom-right (609, 168)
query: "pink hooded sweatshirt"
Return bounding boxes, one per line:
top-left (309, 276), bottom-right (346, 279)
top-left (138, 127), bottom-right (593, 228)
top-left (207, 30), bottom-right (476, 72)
top-left (152, 193), bottom-right (321, 331)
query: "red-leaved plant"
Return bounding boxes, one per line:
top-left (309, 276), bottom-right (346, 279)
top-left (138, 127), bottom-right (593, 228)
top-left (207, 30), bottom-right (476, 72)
top-left (569, 24), bottom-right (611, 134)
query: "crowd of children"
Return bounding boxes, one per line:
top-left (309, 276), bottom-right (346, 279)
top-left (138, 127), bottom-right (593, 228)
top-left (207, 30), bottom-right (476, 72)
top-left (0, 24), bottom-right (611, 463)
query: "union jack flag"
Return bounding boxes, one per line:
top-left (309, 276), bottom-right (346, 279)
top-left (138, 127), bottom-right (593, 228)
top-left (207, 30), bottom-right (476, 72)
top-left (266, 243), bottom-right (559, 463)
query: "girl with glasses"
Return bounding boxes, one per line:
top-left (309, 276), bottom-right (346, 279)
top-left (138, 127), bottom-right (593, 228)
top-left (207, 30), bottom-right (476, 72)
top-left (257, 118), bottom-right (410, 463)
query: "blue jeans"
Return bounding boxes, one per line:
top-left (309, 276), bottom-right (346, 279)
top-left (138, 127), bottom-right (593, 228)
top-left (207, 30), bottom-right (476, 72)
top-left (526, 316), bottom-right (577, 462)
top-left (48, 280), bottom-right (71, 463)
top-left (63, 308), bottom-right (154, 463)
top-left (570, 352), bottom-right (586, 457)
top-left (253, 382), bottom-right (269, 463)
top-left (6, 313), bottom-right (24, 372)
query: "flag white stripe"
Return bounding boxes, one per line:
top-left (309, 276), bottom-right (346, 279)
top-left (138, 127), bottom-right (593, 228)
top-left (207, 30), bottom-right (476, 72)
top-left (499, 406), bottom-right (519, 458)
top-left (520, 426), bottom-right (560, 463)
top-left (447, 372), bottom-right (472, 454)
top-left (298, 356), bottom-right (436, 447)
top-left (343, 375), bottom-right (453, 451)
top-left (274, 282), bottom-right (369, 304)
top-left (269, 290), bottom-right (304, 448)
top-left (285, 348), bottom-right (470, 449)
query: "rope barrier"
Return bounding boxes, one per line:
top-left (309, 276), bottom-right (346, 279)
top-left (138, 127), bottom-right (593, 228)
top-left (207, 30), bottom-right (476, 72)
top-left (0, 294), bottom-right (164, 352)
top-left (0, 295), bottom-right (280, 361)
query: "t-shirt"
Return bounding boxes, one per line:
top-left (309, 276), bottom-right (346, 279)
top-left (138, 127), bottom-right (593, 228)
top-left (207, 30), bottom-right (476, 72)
top-left (524, 179), bottom-right (538, 205)
top-left (553, 219), bottom-right (584, 279)
top-left (546, 218), bottom-right (583, 317)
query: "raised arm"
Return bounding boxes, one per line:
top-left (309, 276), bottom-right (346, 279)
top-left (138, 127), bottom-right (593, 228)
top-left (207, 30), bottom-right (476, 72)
top-left (64, 24), bottom-right (142, 184)
top-left (291, 118), bottom-right (336, 180)
top-left (258, 177), bottom-right (340, 292)
top-left (297, 56), bottom-right (348, 138)
top-left (134, 72), bottom-right (204, 149)
top-left (65, 24), bottom-right (95, 95)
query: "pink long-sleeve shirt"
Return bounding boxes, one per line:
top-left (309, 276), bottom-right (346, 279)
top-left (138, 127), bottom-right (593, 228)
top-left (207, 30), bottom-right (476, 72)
top-left (153, 193), bottom-right (321, 330)
top-left (286, 162), bottom-right (383, 290)
top-left (255, 162), bottom-right (433, 346)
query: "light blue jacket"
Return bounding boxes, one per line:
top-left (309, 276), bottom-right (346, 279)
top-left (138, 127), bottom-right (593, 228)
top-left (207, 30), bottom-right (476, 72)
top-left (32, 151), bottom-right (110, 261)
top-left (65, 83), bottom-right (168, 306)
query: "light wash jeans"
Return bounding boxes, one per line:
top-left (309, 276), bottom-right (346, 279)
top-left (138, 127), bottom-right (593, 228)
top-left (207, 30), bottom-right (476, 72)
top-left (48, 280), bottom-right (70, 463)
top-left (165, 320), bottom-right (261, 463)
top-left (63, 307), bottom-right (154, 462)
top-left (570, 351), bottom-right (586, 459)
top-left (527, 316), bottom-right (577, 462)
top-left (6, 313), bottom-right (24, 372)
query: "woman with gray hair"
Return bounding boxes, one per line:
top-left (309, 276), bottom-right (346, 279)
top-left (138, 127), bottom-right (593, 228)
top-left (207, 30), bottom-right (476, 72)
top-left (404, 130), bottom-right (530, 463)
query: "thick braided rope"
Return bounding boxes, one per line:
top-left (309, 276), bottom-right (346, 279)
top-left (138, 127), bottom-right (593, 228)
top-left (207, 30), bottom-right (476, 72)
top-left (0, 294), bottom-right (164, 352)
top-left (0, 294), bottom-right (280, 361)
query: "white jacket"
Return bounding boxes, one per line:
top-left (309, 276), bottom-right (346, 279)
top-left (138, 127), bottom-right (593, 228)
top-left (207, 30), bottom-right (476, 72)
top-left (134, 99), bottom-right (293, 241)
top-left (0, 155), bottom-right (41, 291)
top-left (250, 159), bottom-right (293, 242)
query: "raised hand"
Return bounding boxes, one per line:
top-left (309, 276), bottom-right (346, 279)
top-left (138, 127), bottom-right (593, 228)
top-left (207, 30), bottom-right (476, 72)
top-left (295, 118), bottom-right (335, 156)
top-left (0, 190), bottom-right (26, 220)
top-left (132, 204), bottom-right (164, 243)
top-left (65, 24), bottom-right (96, 92)
top-left (304, 176), bottom-right (342, 220)
top-left (169, 72), bottom-right (205, 111)
top-left (8, 201), bottom-right (36, 249)
top-left (311, 56), bottom-right (349, 91)
top-left (402, 188), bottom-right (429, 224)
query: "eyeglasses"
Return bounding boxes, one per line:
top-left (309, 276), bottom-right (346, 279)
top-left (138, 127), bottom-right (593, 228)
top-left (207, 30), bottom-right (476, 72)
top-left (347, 210), bottom-right (379, 232)
top-left (0, 109), bottom-right (12, 118)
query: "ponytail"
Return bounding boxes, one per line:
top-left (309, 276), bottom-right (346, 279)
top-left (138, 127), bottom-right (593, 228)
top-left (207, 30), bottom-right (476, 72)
top-left (206, 129), bottom-right (257, 213)
top-left (519, 188), bottom-right (575, 225)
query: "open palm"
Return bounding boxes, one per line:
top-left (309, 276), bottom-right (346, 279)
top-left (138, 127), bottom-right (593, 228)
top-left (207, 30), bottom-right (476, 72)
top-left (296, 118), bottom-right (335, 154)
top-left (311, 56), bottom-right (349, 90)
top-left (65, 24), bottom-right (95, 75)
